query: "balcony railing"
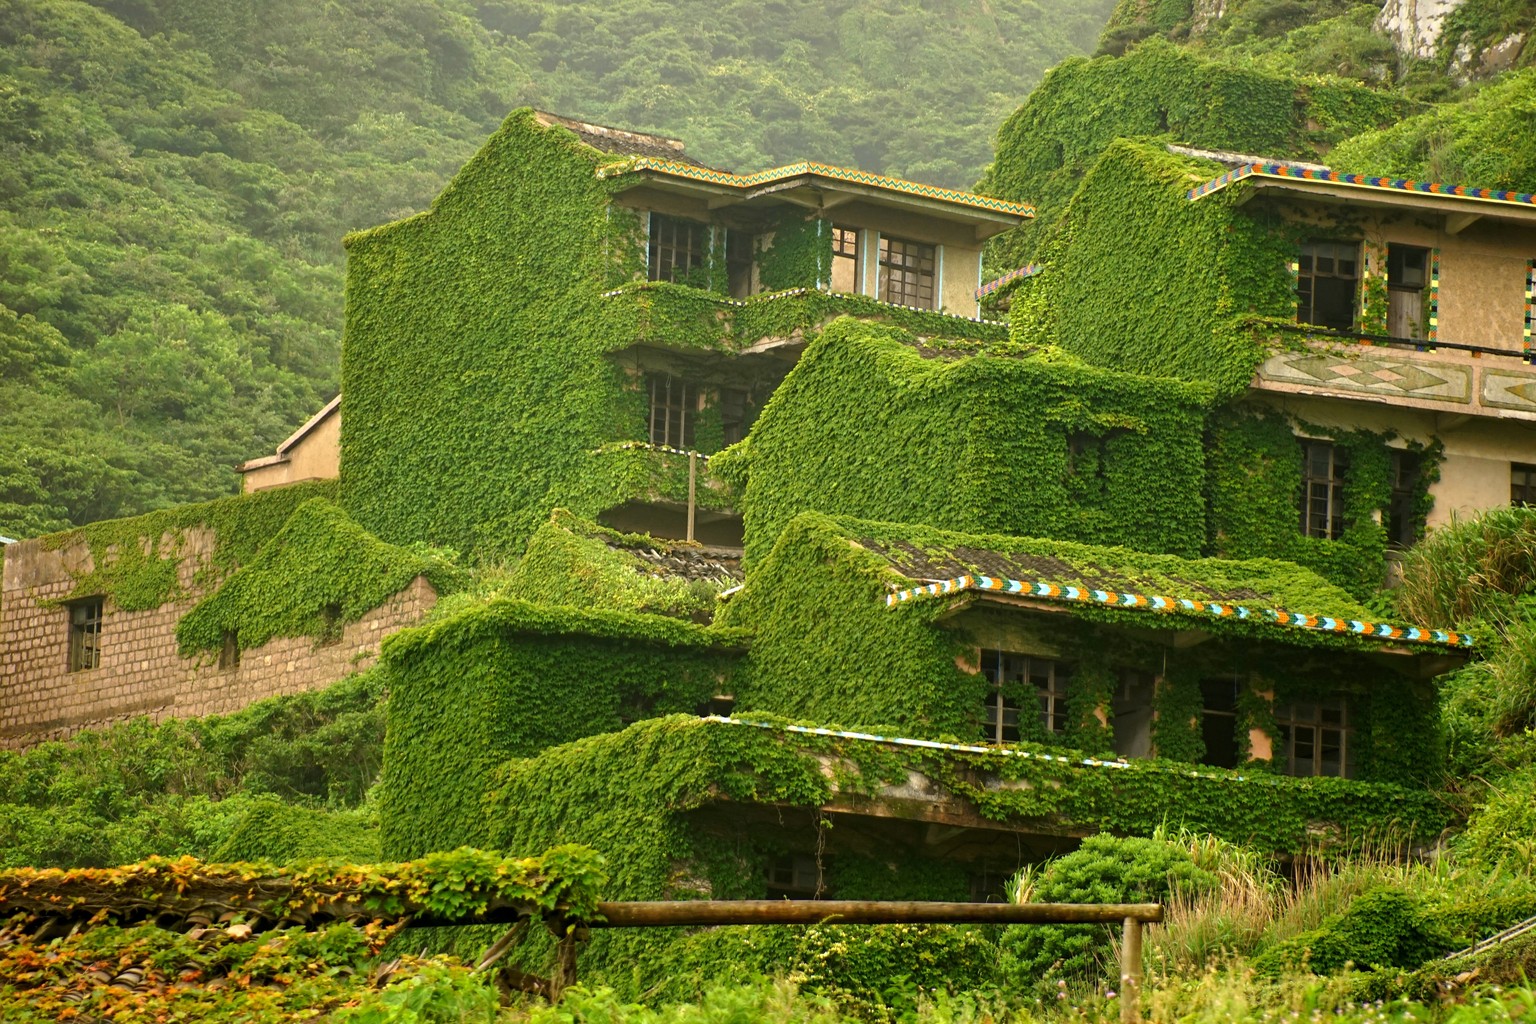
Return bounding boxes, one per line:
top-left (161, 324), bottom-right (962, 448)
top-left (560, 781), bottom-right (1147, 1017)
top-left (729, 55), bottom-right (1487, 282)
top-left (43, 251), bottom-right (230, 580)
top-left (598, 281), bottom-right (1007, 354)
top-left (1256, 324), bottom-right (1536, 418)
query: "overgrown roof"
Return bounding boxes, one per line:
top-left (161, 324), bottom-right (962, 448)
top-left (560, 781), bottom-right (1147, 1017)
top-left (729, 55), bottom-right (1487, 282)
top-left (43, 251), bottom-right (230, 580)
top-left (839, 517), bottom-right (1474, 650)
top-left (532, 110), bottom-right (706, 166)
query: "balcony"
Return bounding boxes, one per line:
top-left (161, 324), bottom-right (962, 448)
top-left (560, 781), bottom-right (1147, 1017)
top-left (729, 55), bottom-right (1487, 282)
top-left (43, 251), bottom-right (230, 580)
top-left (598, 281), bottom-right (1007, 359)
top-left (589, 442), bottom-right (742, 547)
top-left (1254, 325), bottom-right (1536, 420)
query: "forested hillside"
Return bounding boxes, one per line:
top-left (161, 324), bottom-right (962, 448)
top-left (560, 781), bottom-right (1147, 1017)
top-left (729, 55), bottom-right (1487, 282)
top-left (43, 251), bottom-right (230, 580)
top-left (0, 0), bottom-right (1115, 540)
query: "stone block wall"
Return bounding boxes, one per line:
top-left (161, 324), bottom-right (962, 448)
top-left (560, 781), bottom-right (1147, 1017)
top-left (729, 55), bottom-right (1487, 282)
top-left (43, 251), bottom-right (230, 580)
top-left (0, 529), bottom-right (434, 747)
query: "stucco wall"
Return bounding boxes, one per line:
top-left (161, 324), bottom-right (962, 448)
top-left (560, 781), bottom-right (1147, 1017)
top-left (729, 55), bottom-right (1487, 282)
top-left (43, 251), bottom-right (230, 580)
top-left (0, 530), bottom-right (434, 747)
top-left (240, 407), bottom-right (342, 493)
top-left (1246, 391), bottom-right (1536, 530)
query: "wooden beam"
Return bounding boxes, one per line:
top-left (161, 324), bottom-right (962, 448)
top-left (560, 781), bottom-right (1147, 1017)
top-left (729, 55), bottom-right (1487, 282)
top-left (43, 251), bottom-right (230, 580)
top-left (1446, 211), bottom-right (1482, 235)
top-left (587, 899), bottom-right (1164, 928)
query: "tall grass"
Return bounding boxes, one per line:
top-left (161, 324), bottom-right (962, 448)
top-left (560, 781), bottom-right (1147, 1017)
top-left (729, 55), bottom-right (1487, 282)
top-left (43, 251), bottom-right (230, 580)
top-left (1395, 506), bottom-right (1536, 629)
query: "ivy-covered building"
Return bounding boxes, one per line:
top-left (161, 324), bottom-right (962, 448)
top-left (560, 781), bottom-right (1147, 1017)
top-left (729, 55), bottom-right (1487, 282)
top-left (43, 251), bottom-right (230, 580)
top-left (1006, 139), bottom-right (1536, 595)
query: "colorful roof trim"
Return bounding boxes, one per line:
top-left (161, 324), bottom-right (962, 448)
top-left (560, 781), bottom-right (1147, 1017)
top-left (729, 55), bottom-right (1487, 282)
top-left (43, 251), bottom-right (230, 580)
top-left (599, 283), bottom-right (1007, 327)
top-left (1187, 163), bottom-right (1536, 209)
top-left (975, 264), bottom-right (1043, 301)
top-left (598, 157), bottom-right (1036, 219)
top-left (884, 574), bottom-right (1475, 650)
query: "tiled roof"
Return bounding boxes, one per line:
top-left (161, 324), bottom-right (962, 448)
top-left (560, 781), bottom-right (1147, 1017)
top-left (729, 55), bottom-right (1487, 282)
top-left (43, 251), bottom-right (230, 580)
top-left (1188, 162), bottom-right (1536, 209)
top-left (598, 157), bottom-right (1036, 219)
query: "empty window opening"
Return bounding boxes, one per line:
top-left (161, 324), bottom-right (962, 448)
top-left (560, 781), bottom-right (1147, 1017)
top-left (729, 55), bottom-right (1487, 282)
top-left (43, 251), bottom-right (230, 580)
top-left (726, 229), bottom-right (755, 298)
top-left (830, 225), bottom-right (860, 293)
top-left (1387, 244), bottom-right (1429, 339)
top-left (647, 375), bottom-right (696, 448)
top-left (319, 603), bottom-right (343, 647)
top-left (1199, 677), bottom-right (1240, 769)
top-left (697, 694), bottom-right (736, 718)
top-left (981, 650), bottom-right (1071, 743)
top-left (219, 630), bottom-right (241, 671)
top-left (1388, 450), bottom-right (1422, 549)
top-left (1299, 440), bottom-right (1348, 540)
top-left (1297, 241), bottom-right (1359, 331)
top-left (1276, 700), bottom-right (1351, 778)
top-left (766, 854), bottom-right (826, 899)
top-left (1112, 668), bottom-right (1156, 760)
top-left (648, 214), bottom-right (707, 284)
top-left (718, 387), bottom-right (753, 446)
top-left (1513, 463), bottom-right (1536, 506)
top-left (878, 236), bottom-right (937, 309)
top-left (67, 597), bottom-right (103, 673)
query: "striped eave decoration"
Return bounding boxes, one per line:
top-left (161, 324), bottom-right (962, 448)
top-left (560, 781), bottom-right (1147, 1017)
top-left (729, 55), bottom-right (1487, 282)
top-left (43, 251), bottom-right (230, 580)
top-left (1187, 164), bottom-right (1536, 209)
top-left (884, 574), bottom-right (1475, 649)
top-left (597, 157), bottom-right (1036, 219)
top-left (1525, 260), bottom-right (1535, 361)
top-left (974, 264), bottom-right (1043, 301)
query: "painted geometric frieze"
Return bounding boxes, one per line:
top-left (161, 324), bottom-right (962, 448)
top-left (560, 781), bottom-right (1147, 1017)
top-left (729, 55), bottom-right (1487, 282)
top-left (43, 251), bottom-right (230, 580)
top-left (1257, 350), bottom-right (1472, 404)
top-left (1480, 365), bottom-right (1536, 414)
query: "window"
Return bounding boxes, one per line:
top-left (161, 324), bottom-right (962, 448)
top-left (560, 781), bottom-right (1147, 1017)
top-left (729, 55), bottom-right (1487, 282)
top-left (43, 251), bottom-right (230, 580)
top-left (980, 650), bottom-right (1071, 742)
top-left (718, 387), bottom-right (753, 446)
top-left (1387, 244), bottom-right (1429, 339)
top-left (1276, 700), bottom-right (1351, 778)
top-left (1514, 463), bottom-right (1536, 506)
top-left (1297, 241), bottom-right (1359, 331)
top-left (1388, 450), bottom-right (1422, 549)
top-left (830, 226), bottom-right (859, 293)
top-left (878, 236), bottom-right (937, 309)
top-left (648, 214), bottom-right (707, 283)
top-left (647, 374), bottom-right (695, 448)
top-left (726, 229), bottom-right (755, 298)
top-left (319, 603), bottom-right (343, 647)
top-left (1299, 440), bottom-right (1348, 540)
top-left (67, 597), bottom-right (103, 673)
top-left (219, 630), bottom-right (240, 671)
top-left (766, 854), bottom-right (824, 898)
top-left (1199, 678), bottom-right (1240, 769)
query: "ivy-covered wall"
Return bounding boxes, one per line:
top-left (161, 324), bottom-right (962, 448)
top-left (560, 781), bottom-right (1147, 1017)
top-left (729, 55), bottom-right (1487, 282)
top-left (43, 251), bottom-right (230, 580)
top-left (340, 109), bottom-right (652, 559)
top-left (176, 499), bottom-right (464, 657)
top-left (976, 38), bottom-right (1412, 270)
top-left (1010, 139), bottom-right (1297, 397)
top-left (377, 597), bottom-right (746, 859)
top-left (720, 316), bottom-right (1212, 566)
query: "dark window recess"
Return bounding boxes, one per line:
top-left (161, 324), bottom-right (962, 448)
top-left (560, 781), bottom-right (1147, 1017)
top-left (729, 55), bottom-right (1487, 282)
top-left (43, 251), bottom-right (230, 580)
top-left (647, 375), bottom-right (695, 448)
top-left (1297, 241), bottom-right (1359, 331)
top-left (981, 650), bottom-right (1070, 742)
top-left (1514, 463), bottom-right (1536, 506)
top-left (1388, 450), bottom-right (1422, 549)
top-left (1299, 440), bottom-right (1348, 540)
top-left (67, 598), bottom-right (103, 673)
top-left (726, 229), bottom-right (755, 298)
top-left (1199, 678), bottom-right (1240, 769)
top-left (697, 694), bottom-right (736, 718)
top-left (1387, 244), bottom-right (1429, 340)
top-left (648, 214), bottom-right (708, 283)
top-left (879, 236), bottom-right (937, 309)
top-left (318, 603), bottom-right (343, 647)
top-left (1112, 669), bottom-right (1156, 760)
top-left (766, 854), bottom-right (825, 899)
top-left (219, 630), bottom-right (240, 671)
top-left (718, 388), bottom-right (754, 446)
top-left (1277, 700), bottom-right (1351, 778)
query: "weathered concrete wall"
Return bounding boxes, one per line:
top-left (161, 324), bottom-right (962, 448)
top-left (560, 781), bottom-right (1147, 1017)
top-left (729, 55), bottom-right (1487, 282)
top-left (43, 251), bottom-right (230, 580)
top-left (240, 405), bottom-right (341, 493)
top-left (0, 529), bottom-right (433, 747)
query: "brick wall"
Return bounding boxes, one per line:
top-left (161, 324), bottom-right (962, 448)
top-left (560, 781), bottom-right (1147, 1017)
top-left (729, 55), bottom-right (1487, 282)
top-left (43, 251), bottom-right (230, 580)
top-left (0, 529), bottom-right (434, 747)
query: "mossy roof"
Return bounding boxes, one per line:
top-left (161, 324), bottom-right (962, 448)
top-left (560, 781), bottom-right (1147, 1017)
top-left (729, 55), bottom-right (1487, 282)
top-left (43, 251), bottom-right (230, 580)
top-left (836, 517), bottom-right (1474, 651)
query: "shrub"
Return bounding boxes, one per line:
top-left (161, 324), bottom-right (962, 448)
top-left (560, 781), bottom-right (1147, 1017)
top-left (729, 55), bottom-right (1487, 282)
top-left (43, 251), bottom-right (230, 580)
top-left (1252, 888), bottom-right (1457, 975)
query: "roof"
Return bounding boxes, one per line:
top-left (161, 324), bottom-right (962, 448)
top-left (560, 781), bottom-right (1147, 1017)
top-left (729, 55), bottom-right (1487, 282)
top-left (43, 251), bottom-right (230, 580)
top-left (532, 110), bottom-right (706, 166)
top-left (598, 157), bottom-right (1035, 226)
top-left (841, 519), bottom-right (1474, 651)
top-left (1188, 162), bottom-right (1536, 229)
top-left (238, 394), bottom-right (339, 473)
